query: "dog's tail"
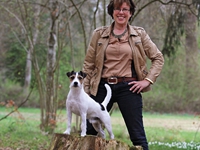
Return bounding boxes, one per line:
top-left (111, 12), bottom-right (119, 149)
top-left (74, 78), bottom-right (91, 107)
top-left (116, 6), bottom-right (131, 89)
top-left (101, 84), bottom-right (112, 108)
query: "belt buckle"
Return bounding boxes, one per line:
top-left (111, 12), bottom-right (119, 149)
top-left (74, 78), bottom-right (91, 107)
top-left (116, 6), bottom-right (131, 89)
top-left (107, 77), bottom-right (118, 84)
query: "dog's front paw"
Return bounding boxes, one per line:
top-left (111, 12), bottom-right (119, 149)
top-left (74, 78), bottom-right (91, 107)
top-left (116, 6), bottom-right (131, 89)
top-left (63, 129), bottom-right (70, 135)
top-left (81, 132), bottom-right (86, 137)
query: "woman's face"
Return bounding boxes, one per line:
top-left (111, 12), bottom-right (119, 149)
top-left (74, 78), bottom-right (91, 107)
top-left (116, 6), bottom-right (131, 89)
top-left (113, 2), bottom-right (132, 26)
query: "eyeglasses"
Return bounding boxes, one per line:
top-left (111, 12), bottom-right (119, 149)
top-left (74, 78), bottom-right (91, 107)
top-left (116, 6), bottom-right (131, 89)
top-left (114, 8), bottom-right (130, 13)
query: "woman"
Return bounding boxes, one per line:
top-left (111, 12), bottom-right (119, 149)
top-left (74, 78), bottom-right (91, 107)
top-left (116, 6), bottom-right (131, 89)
top-left (83, 0), bottom-right (164, 149)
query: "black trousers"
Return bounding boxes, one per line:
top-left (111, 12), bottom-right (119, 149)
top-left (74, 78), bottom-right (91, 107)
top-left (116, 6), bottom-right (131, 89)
top-left (86, 80), bottom-right (149, 150)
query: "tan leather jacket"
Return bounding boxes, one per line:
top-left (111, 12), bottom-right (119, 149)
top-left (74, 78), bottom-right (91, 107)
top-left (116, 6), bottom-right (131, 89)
top-left (83, 23), bottom-right (164, 96)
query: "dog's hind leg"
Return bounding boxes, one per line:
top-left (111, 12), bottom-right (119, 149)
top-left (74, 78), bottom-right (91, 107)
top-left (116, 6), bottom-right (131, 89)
top-left (104, 121), bottom-right (114, 139)
top-left (92, 122), bottom-right (106, 139)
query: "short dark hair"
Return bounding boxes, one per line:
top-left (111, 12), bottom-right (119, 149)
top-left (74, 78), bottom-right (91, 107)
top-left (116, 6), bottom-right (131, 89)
top-left (107, 0), bottom-right (136, 21)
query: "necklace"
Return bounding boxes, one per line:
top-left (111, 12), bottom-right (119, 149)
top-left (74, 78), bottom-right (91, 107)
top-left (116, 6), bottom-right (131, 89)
top-left (112, 28), bottom-right (127, 39)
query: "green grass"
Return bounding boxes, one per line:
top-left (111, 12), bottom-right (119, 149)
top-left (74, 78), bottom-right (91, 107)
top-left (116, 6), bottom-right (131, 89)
top-left (0, 107), bottom-right (200, 150)
top-left (0, 107), bottom-right (51, 149)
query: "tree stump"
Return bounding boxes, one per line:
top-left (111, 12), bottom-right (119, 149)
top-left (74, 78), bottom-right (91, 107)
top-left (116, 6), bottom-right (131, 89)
top-left (49, 133), bottom-right (143, 150)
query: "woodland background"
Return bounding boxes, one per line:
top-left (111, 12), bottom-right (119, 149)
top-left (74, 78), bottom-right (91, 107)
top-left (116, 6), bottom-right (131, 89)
top-left (0, 0), bottom-right (200, 133)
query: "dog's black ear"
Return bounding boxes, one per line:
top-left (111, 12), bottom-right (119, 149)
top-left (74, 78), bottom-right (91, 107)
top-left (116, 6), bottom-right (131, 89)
top-left (66, 72), bottom-right (71, 77)
top-left (66, 70), bottom-right (74, 77)
top-left (79, 71), bottom-right (87, 78)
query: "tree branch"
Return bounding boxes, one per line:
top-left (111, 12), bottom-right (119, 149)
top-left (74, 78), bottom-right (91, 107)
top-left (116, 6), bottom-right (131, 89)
top-left (69, 0), bottom-right (87, 53)
top-left (0, 88), bottom-right (33, 122)
top-left (132, 0), bottom-right (195, 21)
top-left (93, 0), bottom-right (100, 29)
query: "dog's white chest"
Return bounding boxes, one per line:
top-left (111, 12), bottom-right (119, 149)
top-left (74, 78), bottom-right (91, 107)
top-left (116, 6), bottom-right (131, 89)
top-left (66, 93), bottom-right (87, 116)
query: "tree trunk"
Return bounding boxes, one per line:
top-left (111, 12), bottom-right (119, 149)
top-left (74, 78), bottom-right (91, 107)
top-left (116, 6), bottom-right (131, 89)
top-left (24, 1), bottom-right (41, 91)
top-left (49, 134), bottom-right (143, 150)
top-left (185, 6), bottom-right (198, 78)
top-left (184, 3), bottom-right (198, 98)
top-left (69, 0), bottom-right (87, 53)
top-left (41, 0), bottom-right (59, 133)
top-left (183, 1), bottom-right (200, 112)
top-left (24, 50), bottom-right (32, 90)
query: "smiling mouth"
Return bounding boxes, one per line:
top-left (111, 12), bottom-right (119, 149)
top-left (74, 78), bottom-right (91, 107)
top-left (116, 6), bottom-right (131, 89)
top-left (117, 16), bottom-right (125, 19)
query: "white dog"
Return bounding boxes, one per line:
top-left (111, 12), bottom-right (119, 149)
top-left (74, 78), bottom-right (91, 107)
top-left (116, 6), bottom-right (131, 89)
top-left (64, 71), bottom-right (114, 139)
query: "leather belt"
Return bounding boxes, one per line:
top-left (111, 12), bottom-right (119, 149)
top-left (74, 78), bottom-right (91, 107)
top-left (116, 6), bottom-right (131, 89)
top-left (102, 77), bottom-right (137, 84)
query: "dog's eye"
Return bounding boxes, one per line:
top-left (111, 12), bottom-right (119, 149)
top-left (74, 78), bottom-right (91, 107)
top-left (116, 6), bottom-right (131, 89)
top-left (70, 76), bottom-right (75, 80)
top-left (78, 76), bottom-right (83, 80)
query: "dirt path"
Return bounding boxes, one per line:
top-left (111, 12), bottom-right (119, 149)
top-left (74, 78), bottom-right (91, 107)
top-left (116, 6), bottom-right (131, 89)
top-left (111, 113), bottom-right (200, 131)
top-left (143, 117), bottom-right (199, 131)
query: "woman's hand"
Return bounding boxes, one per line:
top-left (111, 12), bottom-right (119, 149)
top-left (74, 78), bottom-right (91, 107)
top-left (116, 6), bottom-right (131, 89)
top-left (128, 80), bottom-right (151, 94)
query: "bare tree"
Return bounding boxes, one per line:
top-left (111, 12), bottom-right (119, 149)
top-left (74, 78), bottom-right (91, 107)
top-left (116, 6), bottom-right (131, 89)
top-left (41, 0), bottom-right (59, 132)
top-left (184, 0), bottom-right (199, 102)
top-left (93, 0), bottom-right (100, 29)
top-left (69, 0), bottom-right (87, 53)
top-left (24, 1), bottom-right (41, 91)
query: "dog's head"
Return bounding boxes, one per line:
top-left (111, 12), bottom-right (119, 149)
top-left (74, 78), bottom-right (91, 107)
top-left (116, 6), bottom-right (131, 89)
top-left (66, 71), bottom-right (87, 88)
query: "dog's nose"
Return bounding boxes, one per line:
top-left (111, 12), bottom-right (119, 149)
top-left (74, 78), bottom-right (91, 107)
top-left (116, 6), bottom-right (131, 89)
top-left (73, 81), bottom-right (78, 87)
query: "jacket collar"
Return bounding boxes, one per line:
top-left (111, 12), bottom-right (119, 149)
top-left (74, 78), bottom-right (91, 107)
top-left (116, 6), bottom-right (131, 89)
top-left (101, 22), bottom-right (138, 38)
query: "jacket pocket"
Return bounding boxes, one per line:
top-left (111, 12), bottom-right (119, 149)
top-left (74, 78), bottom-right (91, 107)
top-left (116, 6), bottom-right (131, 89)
top-left (98, 42), bottom-right (103, 46)
top-left (142, 69), bottom-right (148, 75)
top-left (140, 66), bottom-right (148, 79)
